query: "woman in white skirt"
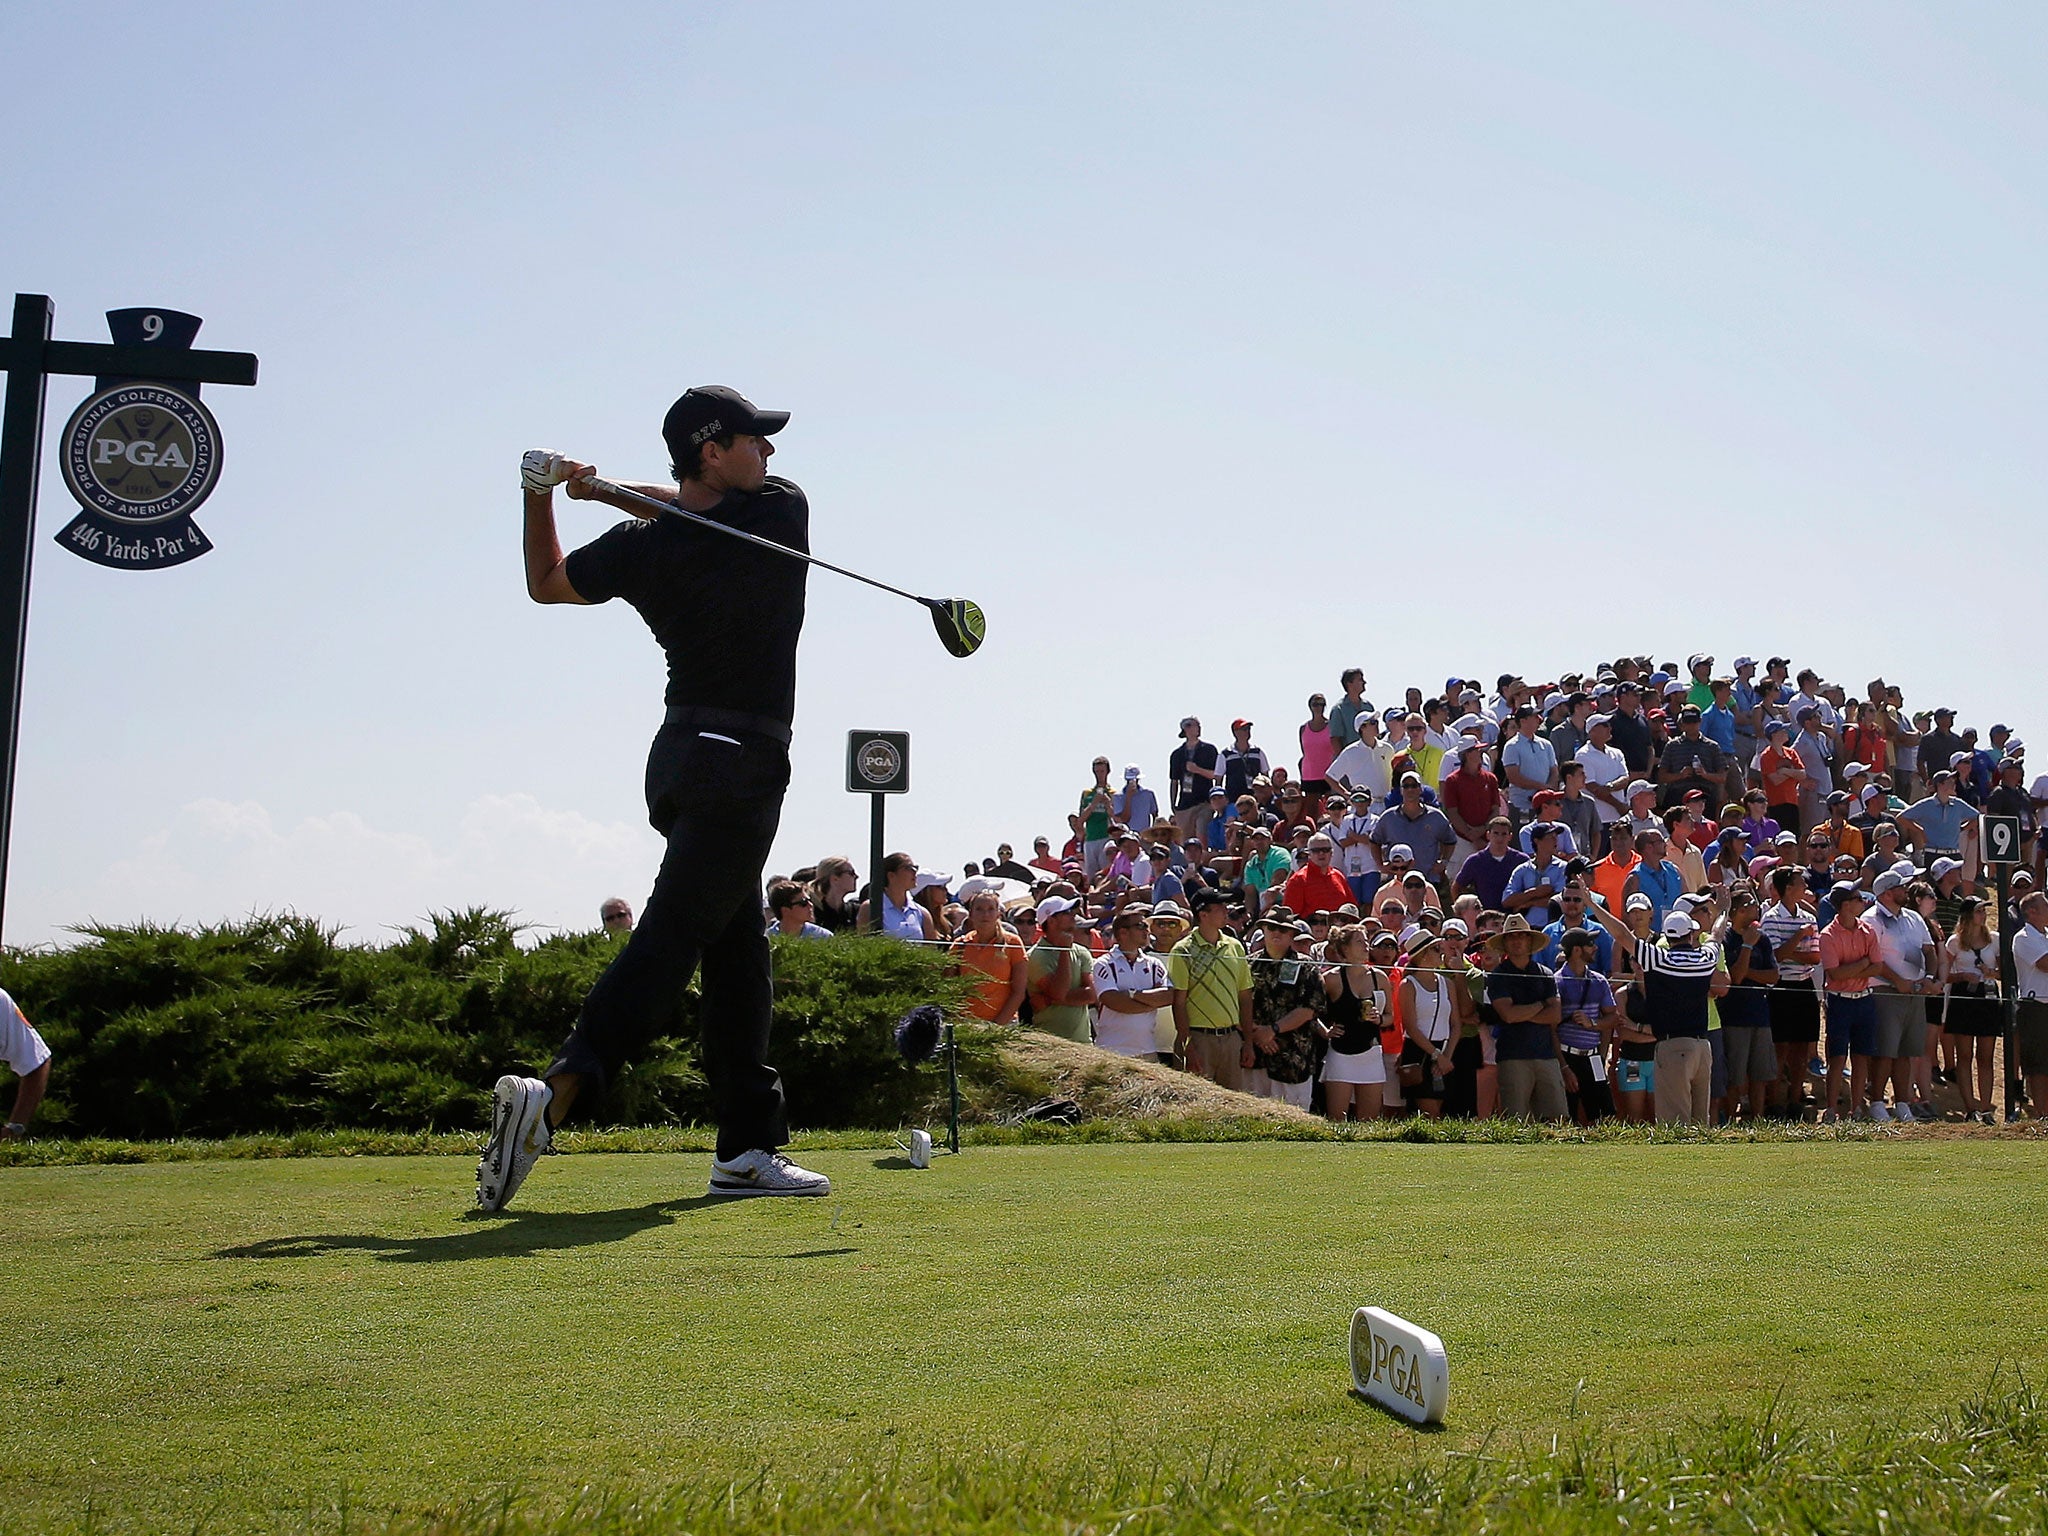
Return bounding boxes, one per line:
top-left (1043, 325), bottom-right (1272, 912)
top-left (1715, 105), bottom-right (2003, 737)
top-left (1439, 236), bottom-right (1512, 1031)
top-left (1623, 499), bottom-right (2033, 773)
top-left (1320, 924), bottom-right (1385, 1120)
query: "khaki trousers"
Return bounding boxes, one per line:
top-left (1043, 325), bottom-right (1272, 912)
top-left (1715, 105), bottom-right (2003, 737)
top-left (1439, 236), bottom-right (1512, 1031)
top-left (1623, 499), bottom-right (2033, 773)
top-left (1186, 1029), bottom-right (1246, 1092)
top-left (1653, 1037), bottom-right (1713, 1124)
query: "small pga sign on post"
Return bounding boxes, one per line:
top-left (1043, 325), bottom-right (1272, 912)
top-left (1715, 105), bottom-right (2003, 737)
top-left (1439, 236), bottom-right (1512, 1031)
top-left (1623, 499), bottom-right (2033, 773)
top-left (1348, 1307), bottom-right (1448, 1424)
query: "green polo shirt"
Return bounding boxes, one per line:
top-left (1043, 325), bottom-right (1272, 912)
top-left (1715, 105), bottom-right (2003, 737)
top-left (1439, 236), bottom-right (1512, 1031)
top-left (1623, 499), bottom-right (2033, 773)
top-left (1167, 932), bottom-right (1253, 1034)
top-left (1243, 847), bottom-right (1293, 896)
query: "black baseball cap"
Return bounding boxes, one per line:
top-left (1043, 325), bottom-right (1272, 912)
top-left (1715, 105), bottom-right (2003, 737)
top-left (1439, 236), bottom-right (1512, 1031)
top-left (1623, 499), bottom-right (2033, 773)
top-left (662, 386), bottom-right (790, 465)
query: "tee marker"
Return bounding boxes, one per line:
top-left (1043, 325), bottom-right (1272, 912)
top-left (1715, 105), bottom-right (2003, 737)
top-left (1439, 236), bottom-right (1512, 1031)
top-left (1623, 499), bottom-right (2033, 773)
top-left (1348, 1307), bottom-right (1448, 1424)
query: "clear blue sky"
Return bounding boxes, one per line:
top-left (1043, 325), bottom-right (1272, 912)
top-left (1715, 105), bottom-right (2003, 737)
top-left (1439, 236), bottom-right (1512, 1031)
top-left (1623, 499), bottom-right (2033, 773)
top-left (3, 3), bottom-right (2043, 946)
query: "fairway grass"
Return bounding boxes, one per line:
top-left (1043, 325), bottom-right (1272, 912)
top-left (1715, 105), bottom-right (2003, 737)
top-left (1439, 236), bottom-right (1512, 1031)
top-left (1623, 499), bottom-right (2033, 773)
top-left (6, 1142), bottom-right (2048, 1532)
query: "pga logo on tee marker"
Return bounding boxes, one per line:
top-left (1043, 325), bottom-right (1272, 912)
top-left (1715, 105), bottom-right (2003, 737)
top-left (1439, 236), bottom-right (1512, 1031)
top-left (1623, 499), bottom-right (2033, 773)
top-left (1349, 1307), bottom-right (1448, 1425)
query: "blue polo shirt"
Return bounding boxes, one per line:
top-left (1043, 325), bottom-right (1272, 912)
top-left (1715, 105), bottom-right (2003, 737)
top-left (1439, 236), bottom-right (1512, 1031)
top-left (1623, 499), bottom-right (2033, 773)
top-left (1699, 703), bottom-right (1737, 753)
top-left (1503, 857), bottom-right (1572, 925)
top-left (1902, 795), bottom-right (1972, 853)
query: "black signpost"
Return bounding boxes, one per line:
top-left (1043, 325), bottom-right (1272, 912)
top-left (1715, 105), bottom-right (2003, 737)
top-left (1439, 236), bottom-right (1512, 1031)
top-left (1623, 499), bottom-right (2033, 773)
top-left (846, 730), bottom-right (911, 932)
top-left (0, 293), bottom-right (257, 941)
top-left (1981, 813), bottom-right (2023, 1122)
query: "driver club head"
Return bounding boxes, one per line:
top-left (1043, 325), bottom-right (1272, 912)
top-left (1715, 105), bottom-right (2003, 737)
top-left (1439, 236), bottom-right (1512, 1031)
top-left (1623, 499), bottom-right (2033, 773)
top-left (926, 598), bottom-right (986, 658)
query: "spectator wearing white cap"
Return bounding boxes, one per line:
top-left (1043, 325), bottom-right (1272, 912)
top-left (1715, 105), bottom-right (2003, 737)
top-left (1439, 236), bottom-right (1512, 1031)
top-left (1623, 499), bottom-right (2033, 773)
top-left (1575, 714), bottom-right (1631, 828)
top-left (1112, 765), bottom-right (1159, 839)
top-left (1025, 895), bottom-right (1097, 1044)
top-left (1864, 869), bottom-right (1938, 1122)
top-left (1328, 713), bottom-right (1395, 802)
top-left (2008, 891), bottom-right (2048, 1121)
top-left (1584, 895), bottom-right (1726, 1125)
top-left (1327, 787), bottom-right (1383, 908)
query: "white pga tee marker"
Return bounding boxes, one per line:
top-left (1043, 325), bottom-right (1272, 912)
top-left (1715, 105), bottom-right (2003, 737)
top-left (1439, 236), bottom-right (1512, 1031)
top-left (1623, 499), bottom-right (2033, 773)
top-left (1348, 1307), bottom-right (1448, 1425)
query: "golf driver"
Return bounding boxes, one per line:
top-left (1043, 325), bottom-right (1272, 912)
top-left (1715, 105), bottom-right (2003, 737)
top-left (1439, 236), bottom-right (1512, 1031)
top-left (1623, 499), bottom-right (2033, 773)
top-left (574, 474), bottom-right (986, 658)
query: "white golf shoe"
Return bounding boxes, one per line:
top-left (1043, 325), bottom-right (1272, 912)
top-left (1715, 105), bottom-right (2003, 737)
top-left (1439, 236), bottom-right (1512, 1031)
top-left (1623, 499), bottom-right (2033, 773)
top-left (476, 1075), bottom-right (553, 1211)
top-left (707, 1148), bottom-right (831, 1198)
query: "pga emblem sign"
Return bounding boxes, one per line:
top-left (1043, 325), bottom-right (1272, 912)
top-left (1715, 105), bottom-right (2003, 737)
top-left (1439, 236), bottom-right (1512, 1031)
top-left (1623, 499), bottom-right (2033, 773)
top-left (1348, 1307), bottom-right (1448, 1424)
top-left (52, 307), bottom-right (230, 570)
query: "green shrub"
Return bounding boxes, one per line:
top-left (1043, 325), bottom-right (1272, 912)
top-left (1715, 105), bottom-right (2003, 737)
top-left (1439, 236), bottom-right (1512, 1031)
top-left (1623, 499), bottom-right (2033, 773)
top-left (0, 913), bottom-right (968, 1140)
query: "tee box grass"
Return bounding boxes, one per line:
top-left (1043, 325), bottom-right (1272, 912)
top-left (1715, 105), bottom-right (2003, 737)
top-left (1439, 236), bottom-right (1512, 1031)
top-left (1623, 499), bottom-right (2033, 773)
top-left (3, 1139), bottom-right (2047, 1533)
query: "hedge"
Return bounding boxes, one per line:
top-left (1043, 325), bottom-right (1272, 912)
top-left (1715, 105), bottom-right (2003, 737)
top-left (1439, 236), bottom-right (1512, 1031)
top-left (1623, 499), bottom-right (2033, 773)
top-left (0, 911), bottom-right (968, 1140)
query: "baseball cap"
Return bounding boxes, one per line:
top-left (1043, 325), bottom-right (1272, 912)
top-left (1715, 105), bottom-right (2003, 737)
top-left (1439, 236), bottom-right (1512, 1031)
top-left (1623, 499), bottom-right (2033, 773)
top-left (1678, 705), bottom-right (1701, 721)
top-left (1764, 720), bottom-right (1790, 738)
top-left (1208, 785), bottom-right (1228, 798)
top-left (1588, 713), bottom-right (1613, 729)
top-left (662, 386), bottom-right (789, 466)
top-left (1828, 880), bottom-right (1865, 906)
top-left (1843, 761), bottom-right (1869, 778)
top-left (1625, 893), bottom-right (1653, 912)
top-left (912, 870), bottom-right (951, 894)
top-left (1440, 918), bottom-right (1470, 938)
top-left (1663, 680), bottom-right (1688, 697)
top-left (1661, 911), bottom-right (1696, 938)
top-left (1930, 857), bottom-right (1965, 880)
top-left (1733, 656), bottom-right (1757, 670)
top-left (1387, 843), bottom-right (1414, 863)
top-left (1872, 870), bottom-right (1906, 896)
top-left (1626, 779), bottom-right (1653, 798)
top-left (1124, 764), bottom-right (1141, 780)
top-left (1035, 894), bottom-right (1077, 920)
top-left (1774, 831), bottom-right (1799, 846)
top-left (1687, 653), bottom-right (1711, 671)
top-left (1231, 718), bottom-right (1252, 730)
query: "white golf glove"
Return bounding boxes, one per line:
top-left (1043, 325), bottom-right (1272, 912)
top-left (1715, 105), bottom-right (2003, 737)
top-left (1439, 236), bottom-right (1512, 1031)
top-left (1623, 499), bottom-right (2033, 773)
top-left (520, 449), bottom-right (573, 494)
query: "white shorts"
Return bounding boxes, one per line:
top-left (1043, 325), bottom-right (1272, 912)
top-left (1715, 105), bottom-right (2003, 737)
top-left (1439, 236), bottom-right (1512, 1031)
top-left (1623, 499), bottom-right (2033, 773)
top-left (1322, 1045), bottom-right (1386, 1085)
top-left (1265, 1076), bottom-right (1313, 1109)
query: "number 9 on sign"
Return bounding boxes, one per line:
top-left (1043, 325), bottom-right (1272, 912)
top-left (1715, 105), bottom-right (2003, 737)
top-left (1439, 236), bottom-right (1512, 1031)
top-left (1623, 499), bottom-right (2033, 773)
top-left (1982, 814), bottom-right (2021, 865)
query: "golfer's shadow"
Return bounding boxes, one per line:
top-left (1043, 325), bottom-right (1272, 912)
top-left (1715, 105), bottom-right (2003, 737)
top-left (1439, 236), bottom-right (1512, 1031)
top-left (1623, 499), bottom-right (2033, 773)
top-left (211, 1195), bottom-right (727, 1265)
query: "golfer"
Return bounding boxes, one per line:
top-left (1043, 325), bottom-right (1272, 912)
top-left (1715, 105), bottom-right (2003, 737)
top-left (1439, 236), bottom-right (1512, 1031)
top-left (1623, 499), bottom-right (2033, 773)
top-left (477, 386), bottom-right (830, 1209)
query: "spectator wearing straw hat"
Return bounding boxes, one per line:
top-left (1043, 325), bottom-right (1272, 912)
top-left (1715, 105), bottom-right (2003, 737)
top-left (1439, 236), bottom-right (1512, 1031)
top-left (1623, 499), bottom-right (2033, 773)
top-left (1485, 914), bottom-right (1569, 1121)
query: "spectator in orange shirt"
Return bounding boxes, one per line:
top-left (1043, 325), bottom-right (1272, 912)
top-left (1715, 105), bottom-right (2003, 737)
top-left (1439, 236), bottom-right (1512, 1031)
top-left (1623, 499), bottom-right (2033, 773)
top-left (1817, 881), bottom-right (1880, 1123)
top-left (1758, 720), bottom-right (1805, 833)
top-left (947, 890), bottom-right (1029, 1023)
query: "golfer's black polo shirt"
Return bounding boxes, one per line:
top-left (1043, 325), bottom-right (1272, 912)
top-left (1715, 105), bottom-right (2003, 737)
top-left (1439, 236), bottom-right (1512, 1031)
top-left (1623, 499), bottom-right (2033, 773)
top-left (566, 477), bottom-right (809, 739)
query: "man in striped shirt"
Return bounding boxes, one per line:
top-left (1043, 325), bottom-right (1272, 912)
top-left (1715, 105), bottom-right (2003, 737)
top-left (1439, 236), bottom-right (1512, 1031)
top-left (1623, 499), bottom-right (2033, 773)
top-left (1586, 897), bottom-right (1727, 1124)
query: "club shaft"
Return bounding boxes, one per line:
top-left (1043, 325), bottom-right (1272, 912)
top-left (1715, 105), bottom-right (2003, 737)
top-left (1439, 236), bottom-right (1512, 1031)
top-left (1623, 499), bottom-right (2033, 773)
top-left (580, 476), bottom-right (929, 607)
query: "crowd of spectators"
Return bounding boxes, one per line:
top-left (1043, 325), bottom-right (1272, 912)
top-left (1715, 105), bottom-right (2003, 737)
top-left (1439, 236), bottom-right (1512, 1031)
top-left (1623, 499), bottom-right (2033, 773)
top-left (764, 657), bottom-right (2048, 1127)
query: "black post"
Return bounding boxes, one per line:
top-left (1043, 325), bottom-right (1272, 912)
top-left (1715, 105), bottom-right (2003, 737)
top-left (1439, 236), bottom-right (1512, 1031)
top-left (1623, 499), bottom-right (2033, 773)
top-left (0, 294), bottom-right (53, 945)
top-left (945, 1022), bottom-right (961, 1153)
top-left (1999, 861), bottom-right (2018, 1123)
top-left (868, 791), bottom-right (886, 933)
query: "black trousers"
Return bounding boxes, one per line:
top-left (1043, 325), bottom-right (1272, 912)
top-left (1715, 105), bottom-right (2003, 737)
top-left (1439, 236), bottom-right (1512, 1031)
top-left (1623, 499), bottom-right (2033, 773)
top-left (547, 725), bottom-right (790, 1160)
